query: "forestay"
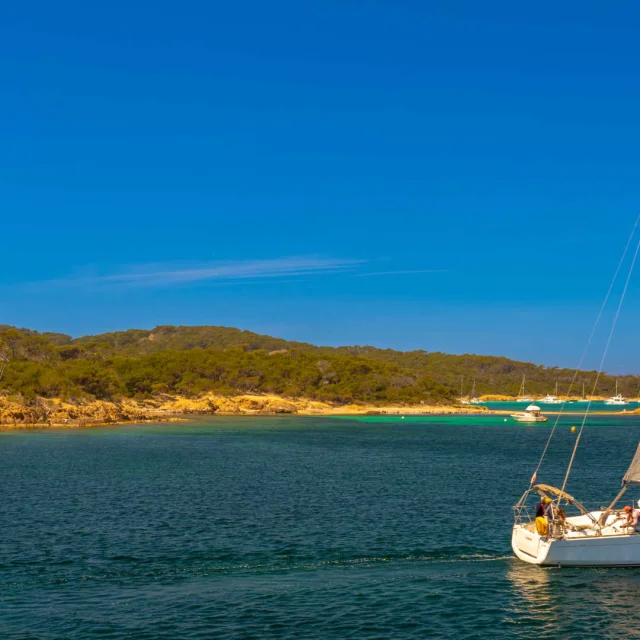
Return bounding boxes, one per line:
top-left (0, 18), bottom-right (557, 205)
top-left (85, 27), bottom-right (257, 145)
top-left (622, 442), bottom-right (640, 485)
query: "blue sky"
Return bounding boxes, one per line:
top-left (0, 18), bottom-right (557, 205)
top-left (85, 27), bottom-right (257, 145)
top-left (2, 1), bottom-right (640, 372)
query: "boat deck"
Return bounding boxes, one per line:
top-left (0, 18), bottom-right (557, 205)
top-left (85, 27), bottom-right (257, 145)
top-left (524, 511), bottom-right (640, 539)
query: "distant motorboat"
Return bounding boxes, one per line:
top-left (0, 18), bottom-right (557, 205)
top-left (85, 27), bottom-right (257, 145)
top-left (516, 374), bottom-right (534, 402)
top-left (605, 395), bottom-right (629, 406)
top-left (541, 382), bottom-right (562, 404)
top-left (605, 381), bottom-right (629, 406)
top-left (510, 404), bottom-right (548, 423)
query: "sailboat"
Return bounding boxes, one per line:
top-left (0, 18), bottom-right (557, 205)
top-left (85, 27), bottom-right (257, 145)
top-left (578, 382), bottom-right (588, 402)
top-left (540, 381), bottom-right (562, 404)
top-left (458, 376), bottom-right (470, 404)
top-left (516, 374), bottom-right (534, 402)
top-left (605, 380), bottom-right (629, 406)
top-left (468, 380), bottom-right (481, 404)
top-left (512, 215), bottom-right (640, 566)
top-left (512, 448), bottom-right (640, 566)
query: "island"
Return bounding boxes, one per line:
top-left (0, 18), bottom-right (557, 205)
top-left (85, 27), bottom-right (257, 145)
top-left (0, 324), bottom-right (636, 427)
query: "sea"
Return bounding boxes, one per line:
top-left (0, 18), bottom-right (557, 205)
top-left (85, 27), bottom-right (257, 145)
top-left (481, 400), bottom-right (640, 413)
top-left (3, 414), bottom-right (640, 639)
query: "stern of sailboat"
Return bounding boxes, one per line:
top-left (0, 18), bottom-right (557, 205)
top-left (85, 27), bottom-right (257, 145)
top-left (511, 524), bottom-right (551, 564)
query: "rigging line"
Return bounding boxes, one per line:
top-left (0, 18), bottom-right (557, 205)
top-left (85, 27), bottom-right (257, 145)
top-left (529, 213), bottom-right (640, 485)
top-left (561, 222), bottom-right (640, 496)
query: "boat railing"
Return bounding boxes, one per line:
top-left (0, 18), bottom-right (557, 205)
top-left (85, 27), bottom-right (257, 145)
top-left (512, 504), bottom-right (534, 525)
top-left (513, 500), bottom-right (619, 523)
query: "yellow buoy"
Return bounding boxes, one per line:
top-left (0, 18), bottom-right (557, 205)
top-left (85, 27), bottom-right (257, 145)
top-left (571, 426), bottom-right (577, 433)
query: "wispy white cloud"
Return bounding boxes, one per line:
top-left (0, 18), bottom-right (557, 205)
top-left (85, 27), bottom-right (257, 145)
top-left (352, 269), bottom-right (448, 278)
top-left (38, 256), bottom-right (365, 289)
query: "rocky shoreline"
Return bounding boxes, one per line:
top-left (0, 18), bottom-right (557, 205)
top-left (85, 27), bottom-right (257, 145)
top-left (0, 393), bottom-right (492, 429)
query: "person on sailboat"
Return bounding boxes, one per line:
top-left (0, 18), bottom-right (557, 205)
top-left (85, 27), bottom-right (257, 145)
top-left (621, 503), bottom-right (640, 532)
top-left (543, 497), bottom-right (555, 534)
top-left (621, 506), bottom-right (635, 530)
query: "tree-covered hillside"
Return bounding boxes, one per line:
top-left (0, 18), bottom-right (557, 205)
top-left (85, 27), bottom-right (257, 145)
top-left (0, 324), bottom-right (637, 403)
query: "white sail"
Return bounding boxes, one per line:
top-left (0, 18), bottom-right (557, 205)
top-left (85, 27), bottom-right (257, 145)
top-left (622, 443), bottom-right (640, 486)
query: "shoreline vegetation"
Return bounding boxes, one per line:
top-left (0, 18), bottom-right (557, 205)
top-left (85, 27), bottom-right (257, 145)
top-left (1, 324), bottom-right (639, 428)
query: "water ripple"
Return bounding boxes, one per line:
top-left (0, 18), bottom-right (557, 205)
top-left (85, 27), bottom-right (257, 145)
top-left (3, 416), bottom-right (640, 638)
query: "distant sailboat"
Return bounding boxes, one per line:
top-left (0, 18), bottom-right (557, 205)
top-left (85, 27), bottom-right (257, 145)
top-left (459, 376), bottom-right (469, 404)
top-left (516, 374), bottom-right (534, 402)
top-left (578, 382), bottom-right (588, 402)
top-left (469, 379), bottom-right (481, 404)
top-left (541, 381), bottom-right (562, 404)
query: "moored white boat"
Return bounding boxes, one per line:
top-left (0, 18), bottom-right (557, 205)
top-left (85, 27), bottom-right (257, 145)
top-left (606, 394), bottom-right (629, 406)
top-left (605, 382), bottom-right (629, 405)
top-left (578, 382), bottom-right (588, 402)
top-left (467, 379), bottom-right (481, 404)
top-left (516, 374), bottom-right (533, 402)
top-left (510, 404), bottom-right (547, 423)
top-left (540, 382), bottom-right (562, 404)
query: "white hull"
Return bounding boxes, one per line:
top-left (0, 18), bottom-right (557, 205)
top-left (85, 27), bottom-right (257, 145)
top-left (516, 397), bottom-right (534, 403)
top-left (510, 404), bottom-right (547, 423)
top-left (605, 397), bottom-right (629, 406)
top-left (512, 519), bottom-right (640, 566)
top-left (511, 414), bottom-right (547, 423)
top-left (606, 386), bottom-right (628, 405)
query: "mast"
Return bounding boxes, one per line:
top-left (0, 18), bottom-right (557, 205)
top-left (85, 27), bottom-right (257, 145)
top-left (460, 375), bottom-right (464, 397)
top-left (560, 216), bottom-right (640, 497)
top-left (520, 214), bottom-right (640, 512)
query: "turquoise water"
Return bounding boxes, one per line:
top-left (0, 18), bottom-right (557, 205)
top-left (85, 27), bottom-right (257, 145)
top-left (481, 400), bottom-right (640, 413)
top-left (3, 415), bottom-right (640, 638)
